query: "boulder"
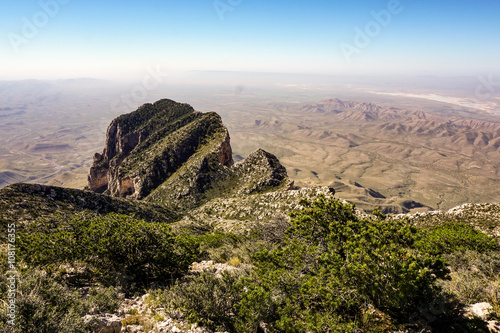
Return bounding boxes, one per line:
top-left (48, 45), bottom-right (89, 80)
top-left (84, 313), bottom-right (122, 333)
top-left (124, 324), bottom-right (144, 333)
top-left (467, 302), bottom-right (492, 319)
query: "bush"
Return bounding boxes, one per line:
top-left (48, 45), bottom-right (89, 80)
top-left (86, 286), bottom-right (124, 314)
top-left (121, 314), bottom-right (154, 331)
top-left (158, 269), bottom-right (251, 331)
top-left (0, 268), bottom-right (123, 333)
top-left (417, 223), bottom-right (499, 255)
top-left (440, 250), bottom-right (500, 317)
top-left (237, 196), bottom-right (451, 332)
top-left (18, 213), bottom-right (198, 291)
top-left (194, 230), bottom-right (275, 265)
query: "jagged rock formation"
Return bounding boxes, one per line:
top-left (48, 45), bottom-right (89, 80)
top-left (145, 148), bottom-right (292, 210)
top-left (88, 99), bottom-right (234, 199)
top-left (88, 99), bottom-right (295, 215)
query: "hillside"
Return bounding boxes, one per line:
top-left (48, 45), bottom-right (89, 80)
top-left (1, 98), bottom-right (499, 333)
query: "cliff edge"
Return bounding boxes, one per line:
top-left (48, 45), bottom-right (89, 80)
top-left (88, 99), bottom-right (234, 199)
top-left (88, 99), bottom-right (292, 213)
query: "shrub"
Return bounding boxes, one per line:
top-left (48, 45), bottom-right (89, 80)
top-left (0, 268), bottom-right (122, 333)
top-left (159, 269), bottom-right (251, 331)
top-left (18, 213), bottom-right (198, 291)
top-left (194, 231), bottom-right (274, 265)
top-left (84, 285), bottom-right (123, 315)
top-left (237, 195), bottom-right (451, 332)
top-left (121, 314), bottom-right (154, 330)
top-left (227, 256), bottom-right (241, 267)
top-left (440, 250), bottom-right (500, 316)
top-left (417, 223), bottom-right (499, 255)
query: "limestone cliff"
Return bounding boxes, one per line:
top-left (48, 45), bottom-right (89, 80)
top-left (88, 99), bottom-right (234, 199)
top-left (88, 98), bottom-right (294, 215)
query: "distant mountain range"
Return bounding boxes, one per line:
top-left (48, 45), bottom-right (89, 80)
top-left (247, 98), bottom-right (500, 212)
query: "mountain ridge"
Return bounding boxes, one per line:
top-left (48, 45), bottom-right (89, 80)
top-left (246, 97), bottom-right (500, 211)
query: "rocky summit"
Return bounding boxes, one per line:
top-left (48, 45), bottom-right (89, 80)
top-left (87, 99), bottom-right (297, 215)
top-left (87, 99), bottom-right (234, 199)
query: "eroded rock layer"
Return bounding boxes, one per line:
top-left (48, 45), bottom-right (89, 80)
top-left (88, 99), bottom-right (234, 199)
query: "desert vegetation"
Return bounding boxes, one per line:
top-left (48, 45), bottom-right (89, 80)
top-left (1, 99), bottom-right (499, 332)
top-left (2, 195), bottom-right (499, 332)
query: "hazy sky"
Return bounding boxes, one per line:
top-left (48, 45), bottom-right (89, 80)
top-left (1, 0), bottom-right (499, 80)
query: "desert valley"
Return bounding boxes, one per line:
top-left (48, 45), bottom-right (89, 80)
top-left (1, 78), bottom-right (499, 214)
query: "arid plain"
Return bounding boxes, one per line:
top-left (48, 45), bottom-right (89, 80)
top-left (1, 78), bottom-right (500, 213)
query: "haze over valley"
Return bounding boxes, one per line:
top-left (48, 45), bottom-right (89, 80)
top-left (1, 75), bottom-right (499, 213)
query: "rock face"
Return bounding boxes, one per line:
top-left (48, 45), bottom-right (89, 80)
top-left (88, 99), bottom-right (234, 199)
top-left (87, 98), bottom-right (294, 215)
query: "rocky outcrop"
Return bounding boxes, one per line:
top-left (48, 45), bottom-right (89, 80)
top-left (145, 147), bottom-right (292, 213)
top-left (88, 99), bottom-right (233, 199)
top-left (467, 302), bottom-right (493, 320)
top-left (83, 314), bottom-right (122, 333)
top-left (86, 98), bottom-right (296, 216)
top-left (88, 153), bottom-right (108, 193)
top-left (217, 131), bottom-right (233, 167)
top-left (227, 149), bottom-right (289, 195)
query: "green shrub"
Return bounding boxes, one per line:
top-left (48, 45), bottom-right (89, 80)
top-left (440, 250), bottom-right (500, 316)
top-left (18, 213), bottom-right (198, 291)
top-left (0, 268), bottom-right (123, 333)
top-left (193, 230), bottom-right (274, 264)
top-left (417, 223), bottom-right (499, 255)
top-left (121, 314), bottom-right (154, 330)
top-left (237, 195), bottom-right (451, 332)
top-left (86, 286), bottom-right (123, 314)
top-left (159, 269), bottom-right (251, 332)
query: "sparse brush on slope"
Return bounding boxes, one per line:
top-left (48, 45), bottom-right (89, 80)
top-left (17, 213), bottom-right (198, 292)
top-left (154, 196), bottom-right (494, 332)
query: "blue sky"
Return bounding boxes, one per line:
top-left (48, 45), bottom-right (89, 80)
top-left (1, 0), bottom-right (499, 80)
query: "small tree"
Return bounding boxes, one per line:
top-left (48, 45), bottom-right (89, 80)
top-left (18, 213), bottom-right (198, 291)
top-left (238, 195), bottom-right (450, 332)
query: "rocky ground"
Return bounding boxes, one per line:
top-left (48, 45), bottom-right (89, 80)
top-left (84, 257), bottom-right (500, 333)
top-left (85, 261), bottom-right (244, 333)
